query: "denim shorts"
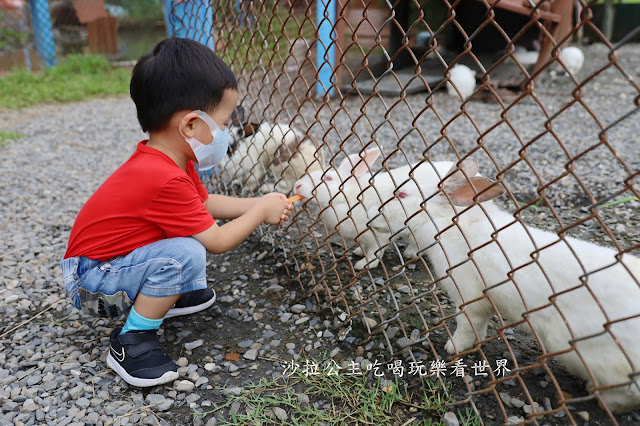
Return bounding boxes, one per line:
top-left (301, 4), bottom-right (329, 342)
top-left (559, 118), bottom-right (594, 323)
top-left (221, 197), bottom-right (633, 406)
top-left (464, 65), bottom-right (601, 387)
top-left (60, 237), bottom-right (207, 318)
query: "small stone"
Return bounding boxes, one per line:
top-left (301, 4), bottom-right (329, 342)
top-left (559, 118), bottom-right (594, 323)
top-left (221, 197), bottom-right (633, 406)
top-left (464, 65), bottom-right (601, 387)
top-left (280, 313), bottom-right (292, 323)
top-left (499, 392), bottom-right (513, 408)
top-left (543, 397), bottom-right (552, 412)
top-left (21, 399), bottom-right (37, 412)
top-left (237, 340), bottom-right (253, 348)
top-left (510, 397), bottom-right (525, 408)
top-left (386, 327), bottom-right (399, 339)
top-left (272, 407), bottom-right (288, 421)
top-left (175, 380), bottom-right (195, 392)
top-left (362, 317), bottom-right (377, 329)
top-left (506, 416), bottom-right (524, 425)
top-left (69, 386), bottom-right (84, 400)
top-left (243, 349), bottom-right (258, 361)
top-left (229, 401), bottom-right (241, 415)
top-left (396, 337), bottom-right (413, 348)
top-left (223, 387), bottom-right (243, 396)
top-left (75, 398), bottom-right (90, 409)
top-left (176, 357), bottom-right (189, 367)
top-left (297, 393), bottom-right (309, 406)
top-left (397, 285), bottom-right (411, 294)
top-left (539, 380), bottom-right (548, 388)
top-left (195, 377), bottom-right (209, 388)
top-left (523, 402), bottom-right (540, 414)
top-left (264, 285), bottom-right (284, 295)
top-left (576, 411), bottom-right (589, 422)
top-left (185, 340), bottom-right (204, 351)
top-left (443, 411), bottom-right (459, 426)
top-left (290, 304), bottom-right (306, 314)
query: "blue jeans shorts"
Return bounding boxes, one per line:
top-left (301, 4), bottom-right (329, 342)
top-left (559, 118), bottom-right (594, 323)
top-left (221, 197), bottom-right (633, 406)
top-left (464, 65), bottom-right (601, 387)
top-left (60, 237), bottom-right (207, 318)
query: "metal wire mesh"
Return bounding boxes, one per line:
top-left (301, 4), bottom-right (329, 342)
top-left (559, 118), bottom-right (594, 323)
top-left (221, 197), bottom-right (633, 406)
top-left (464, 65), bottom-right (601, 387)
top-left (170, 0), bottom-right (640, 423)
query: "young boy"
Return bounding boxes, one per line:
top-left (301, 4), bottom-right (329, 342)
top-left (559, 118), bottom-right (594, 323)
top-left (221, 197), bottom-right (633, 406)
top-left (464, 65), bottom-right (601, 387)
top-left (60, 38), bottom-right (293, 387)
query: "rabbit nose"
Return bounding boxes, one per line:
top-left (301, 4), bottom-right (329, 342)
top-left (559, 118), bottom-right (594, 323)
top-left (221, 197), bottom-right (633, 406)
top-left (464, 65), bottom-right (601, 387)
top-left (295, 183), bottom-right (302, 193)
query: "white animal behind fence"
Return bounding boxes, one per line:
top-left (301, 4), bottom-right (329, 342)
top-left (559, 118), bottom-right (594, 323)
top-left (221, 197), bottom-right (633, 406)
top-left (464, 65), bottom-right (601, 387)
top-left (221, 121), bottom-right (325, 194)
top-left (368, 157), bottom-right (640, 414)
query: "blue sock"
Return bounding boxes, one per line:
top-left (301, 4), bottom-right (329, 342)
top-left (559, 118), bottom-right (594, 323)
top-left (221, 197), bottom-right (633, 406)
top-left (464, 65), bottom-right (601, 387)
top-left (120, 305), bottom-right (163, 335)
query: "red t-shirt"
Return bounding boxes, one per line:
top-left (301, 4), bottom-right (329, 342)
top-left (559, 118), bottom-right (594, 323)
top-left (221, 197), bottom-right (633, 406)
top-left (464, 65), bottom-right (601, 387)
top-left (64, 141), bottom-right (215, 260)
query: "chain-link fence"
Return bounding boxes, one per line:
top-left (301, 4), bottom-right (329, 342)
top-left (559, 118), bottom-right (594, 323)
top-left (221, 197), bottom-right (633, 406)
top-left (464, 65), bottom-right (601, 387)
top-left (170, 0), bottom-right (640, 423)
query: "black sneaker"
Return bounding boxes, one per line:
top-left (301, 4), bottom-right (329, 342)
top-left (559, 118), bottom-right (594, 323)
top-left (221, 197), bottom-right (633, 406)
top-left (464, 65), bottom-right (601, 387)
top-left (165, 288), bottom-right (216, 319)
top-left (106, 328), bottom-right (178, 387)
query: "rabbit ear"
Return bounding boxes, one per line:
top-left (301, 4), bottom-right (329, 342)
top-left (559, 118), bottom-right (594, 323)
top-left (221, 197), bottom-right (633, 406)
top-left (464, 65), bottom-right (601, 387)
top-left (441, 158), bottom-right (503, 206)
top-left (242, 122), bottom-right (262, 137)
top-left (231, 105), bottom-right (246, 127)
top-left (441, 158), bottom-right (477, 189)
top-left (447, 176), bottom-right (505, 206)
top-left (272, 127), bottom-right (301, 166)
top-left (337, 148), bottom-right (381, 177)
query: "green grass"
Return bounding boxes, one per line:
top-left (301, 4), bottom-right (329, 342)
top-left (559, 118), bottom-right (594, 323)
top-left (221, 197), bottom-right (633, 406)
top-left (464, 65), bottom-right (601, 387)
top-left (194, 356), bottom-right (481, 425)
top-left (0, 131), bottom-right (22, 147)
top-left (219, 5), bottom-right (316, 72)
top-left (599, 196), bottom-right (639, 208)
top-left (0, 54), bottom-right (131, 109)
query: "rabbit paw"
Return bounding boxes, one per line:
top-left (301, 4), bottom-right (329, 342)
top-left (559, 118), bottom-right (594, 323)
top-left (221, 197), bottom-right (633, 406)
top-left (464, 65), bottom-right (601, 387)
top-left (352, 247), bottom-right (363, 256)
top-left (354, 257), bottom-right (379, 270)
top-left (445, 331), bottom-right (475, 354)
top-left (444, 339), bottom-right (457, 354)
top-left (403, 247), bottom-right (418, 259)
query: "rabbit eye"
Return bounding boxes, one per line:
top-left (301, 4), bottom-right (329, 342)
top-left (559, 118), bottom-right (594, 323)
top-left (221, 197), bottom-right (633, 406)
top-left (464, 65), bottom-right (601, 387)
top-left (323, 175), bottom-right (333, 182)
top-left (397, 191), bottom-right (408, 199)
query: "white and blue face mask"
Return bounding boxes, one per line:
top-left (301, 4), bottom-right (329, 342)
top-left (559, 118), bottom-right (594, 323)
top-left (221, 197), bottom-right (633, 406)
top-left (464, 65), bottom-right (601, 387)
top-left (179, 110), bottom-right (230, 171)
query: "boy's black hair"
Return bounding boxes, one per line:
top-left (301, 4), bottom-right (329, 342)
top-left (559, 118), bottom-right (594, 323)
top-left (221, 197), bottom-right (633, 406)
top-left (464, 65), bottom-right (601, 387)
top-left (130, 37), bottom-right (237, 133)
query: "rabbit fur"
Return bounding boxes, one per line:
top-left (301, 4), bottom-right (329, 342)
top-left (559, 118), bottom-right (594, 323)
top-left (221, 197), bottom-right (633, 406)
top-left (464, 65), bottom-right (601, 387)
top-left (294, 148), bottom-right (404, 270)
top-left (371, 157), bottom-right (640, 413)
top-left (446, 64), bottom-right (476, 100)
top-left (221, 122), bottom-right (324, 194)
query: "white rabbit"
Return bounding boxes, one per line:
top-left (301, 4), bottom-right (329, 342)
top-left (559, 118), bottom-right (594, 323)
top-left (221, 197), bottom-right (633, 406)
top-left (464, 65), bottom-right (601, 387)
top-left (446, 64), bottom-right (476, 100)
top-left (372, 157), bottom-right (640, 413)
top-left (293, 148), bottom-right (393, 270)
top-left (559, 46), bottom-right (584, 76)
top-left (221, 122), bottom-right (324, 194)
top-left (264, 133), bottom-right (325, 194)
top-left (368, 161), bottom-right (456, 259)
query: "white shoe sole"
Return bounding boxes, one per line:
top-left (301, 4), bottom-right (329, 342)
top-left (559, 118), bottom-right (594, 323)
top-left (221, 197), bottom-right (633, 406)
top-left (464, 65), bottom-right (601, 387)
top-left (164, 290), bottom-right (216, 319)
top-left (107, 353), bottom-right (179, 387)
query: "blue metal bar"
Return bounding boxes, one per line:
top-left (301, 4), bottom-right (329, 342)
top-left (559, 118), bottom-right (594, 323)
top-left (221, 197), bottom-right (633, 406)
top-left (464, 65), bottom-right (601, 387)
top-left (316, 0), bottom-right (336, 97)
top-left (164, 0), bottom-right (214, 51)
top-left (29, 0), bottom-right (56, 67)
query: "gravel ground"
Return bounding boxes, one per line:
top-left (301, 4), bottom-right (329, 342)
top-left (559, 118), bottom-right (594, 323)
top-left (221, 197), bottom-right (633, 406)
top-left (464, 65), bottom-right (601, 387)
top-left (0, 42), bottom-right (638, 425)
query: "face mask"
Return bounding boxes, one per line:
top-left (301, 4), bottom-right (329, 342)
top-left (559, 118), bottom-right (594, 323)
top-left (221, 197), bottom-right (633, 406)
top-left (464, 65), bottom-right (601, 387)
top-left (179, 110), bottom-right (230, 171)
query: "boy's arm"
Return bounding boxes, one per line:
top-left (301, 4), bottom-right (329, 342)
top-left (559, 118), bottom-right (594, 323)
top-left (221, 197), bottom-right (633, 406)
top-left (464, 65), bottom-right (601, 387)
top-left (193, 195), bottom-right (292, 254)
top-left (204, 194), bottom-right (258, 219)
top-left (204, 193), bottom-right (286, 219)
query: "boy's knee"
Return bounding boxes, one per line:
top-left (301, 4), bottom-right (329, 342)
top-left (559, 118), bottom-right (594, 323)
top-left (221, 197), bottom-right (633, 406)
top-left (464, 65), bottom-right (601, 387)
top-left (174, 237), bottom-right (206, 272)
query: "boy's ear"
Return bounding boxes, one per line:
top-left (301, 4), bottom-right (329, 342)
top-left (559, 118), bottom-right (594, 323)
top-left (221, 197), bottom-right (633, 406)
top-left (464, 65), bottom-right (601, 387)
top-left (178, 111), bottom-right (200, 138)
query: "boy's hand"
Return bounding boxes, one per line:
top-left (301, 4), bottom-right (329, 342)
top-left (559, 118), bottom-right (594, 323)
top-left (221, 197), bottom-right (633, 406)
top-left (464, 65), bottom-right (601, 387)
top-left (258, 194), bottom-right (293, 226)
